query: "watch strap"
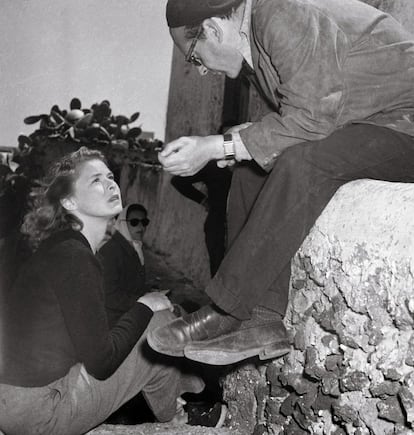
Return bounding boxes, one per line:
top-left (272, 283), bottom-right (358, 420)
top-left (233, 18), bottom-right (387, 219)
top-left (223, 133), bottom-right (235, 160)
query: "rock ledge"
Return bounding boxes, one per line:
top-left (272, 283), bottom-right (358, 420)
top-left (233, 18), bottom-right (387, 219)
top-left (223, 180), bottom-right (414, 434)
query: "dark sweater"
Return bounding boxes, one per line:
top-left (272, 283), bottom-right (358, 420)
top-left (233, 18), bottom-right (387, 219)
top-left (0, 229), bottom-right (153, 387)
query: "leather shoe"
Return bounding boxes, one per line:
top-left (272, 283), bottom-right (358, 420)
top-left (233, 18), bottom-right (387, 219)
top-left (147, 304), bottom-right (241, 357)
top-left (183, 308), bottom-right (290, 365)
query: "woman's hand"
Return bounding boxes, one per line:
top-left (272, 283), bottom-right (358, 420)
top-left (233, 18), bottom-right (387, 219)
top-left (137, 292), bottom-right (174, 312)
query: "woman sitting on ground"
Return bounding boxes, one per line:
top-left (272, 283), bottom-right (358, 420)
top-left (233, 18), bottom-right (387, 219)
top-left (0, 147), bottom-right (225, 434)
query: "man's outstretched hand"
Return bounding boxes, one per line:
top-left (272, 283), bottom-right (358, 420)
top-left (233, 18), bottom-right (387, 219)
top-left (158, 135), bottom-right (223, 176)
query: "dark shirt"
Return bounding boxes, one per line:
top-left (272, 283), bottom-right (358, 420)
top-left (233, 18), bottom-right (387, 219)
top-left (0, 229), bottom-right (153, 387)
top-left (99, 231), bottom-right (147, 329)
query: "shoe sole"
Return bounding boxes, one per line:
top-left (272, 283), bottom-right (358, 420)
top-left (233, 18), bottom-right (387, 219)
top-left (184, 342), bottom-right (290, 365)
top-left (215, 404), bottom-right (227, 428)
top-left (147, 330), bottom-right (185, 357)
top-left (187, 403), bottom-right (227, 428)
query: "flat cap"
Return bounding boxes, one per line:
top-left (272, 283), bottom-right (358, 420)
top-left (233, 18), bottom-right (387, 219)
top-left (166, 0), bottom-right (243, 28)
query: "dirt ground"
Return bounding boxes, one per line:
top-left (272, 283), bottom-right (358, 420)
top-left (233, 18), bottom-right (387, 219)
top-left (88, 422), bottom-right (237, 435)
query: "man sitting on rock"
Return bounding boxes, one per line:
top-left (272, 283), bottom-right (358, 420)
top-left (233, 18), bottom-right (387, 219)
top-left (147, 0), bottom-right (414, 365)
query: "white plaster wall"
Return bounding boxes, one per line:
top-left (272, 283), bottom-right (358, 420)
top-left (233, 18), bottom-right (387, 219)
top-left (0, 0), bottom-right (173, 147)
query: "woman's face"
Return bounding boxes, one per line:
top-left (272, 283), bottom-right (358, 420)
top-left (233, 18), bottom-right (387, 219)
top-left (126, 209), bottom-right (148, 242)
top-left (67, 158), bottom-right (122, 222)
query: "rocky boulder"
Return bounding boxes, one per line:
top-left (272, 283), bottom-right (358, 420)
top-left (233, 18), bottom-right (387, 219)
top-left (223, 179), bottom-right (414, 434)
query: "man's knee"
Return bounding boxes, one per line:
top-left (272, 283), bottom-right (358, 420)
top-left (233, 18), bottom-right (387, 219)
top-left (273, 143), bottom-right (309, 177)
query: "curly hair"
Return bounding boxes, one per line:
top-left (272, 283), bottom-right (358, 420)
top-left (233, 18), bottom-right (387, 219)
top-left (21, 147), bottom-right (107, 250)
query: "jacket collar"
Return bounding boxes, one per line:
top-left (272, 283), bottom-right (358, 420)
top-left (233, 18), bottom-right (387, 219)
top-left (238, 0), bottom-right (254, 68)
top-left (40, 228), bottom-right (93, 253)
top-left (113, 230), bottom-right (143, 262)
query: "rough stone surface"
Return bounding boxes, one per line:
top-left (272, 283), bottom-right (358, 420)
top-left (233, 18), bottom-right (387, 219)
top-left (221, 363), bottom-right (265, 434)
top-left (87, 423), bottom-right (235, 435)
top-left (223, 179), bottom-right (414, 434)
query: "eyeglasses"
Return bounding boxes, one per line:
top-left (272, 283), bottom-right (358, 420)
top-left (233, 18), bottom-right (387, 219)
top-left (185, 26), bottom-right (203, 67)
top-left (125, 218), bottom-right (150, 227)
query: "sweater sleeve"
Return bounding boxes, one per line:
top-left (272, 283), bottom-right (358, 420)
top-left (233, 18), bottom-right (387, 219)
top-left (50, 242), bottom-right (153, 380)
top-left (241, 0), bottom-right (349, 171)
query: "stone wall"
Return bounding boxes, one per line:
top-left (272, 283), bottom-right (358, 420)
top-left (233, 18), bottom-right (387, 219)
top-left (165, 42), bottom-right (226, 143)
top-left (223, 180), bottom-right (414, 434)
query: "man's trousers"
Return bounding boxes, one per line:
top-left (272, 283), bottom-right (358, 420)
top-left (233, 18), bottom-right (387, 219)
top-left (205, 124), bottom-right (414, 320)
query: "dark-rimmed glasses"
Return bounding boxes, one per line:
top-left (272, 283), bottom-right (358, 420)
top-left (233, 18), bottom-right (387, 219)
top-left (185, 26), bottom-right (203, 67)
top-left (125, 218), bottom-right (150, 227)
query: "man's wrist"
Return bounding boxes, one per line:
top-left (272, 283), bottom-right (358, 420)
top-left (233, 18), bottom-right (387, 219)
top-left (232, 130), bottom-right (252, 162)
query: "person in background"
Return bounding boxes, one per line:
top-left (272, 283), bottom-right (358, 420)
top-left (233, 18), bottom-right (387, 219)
top-left (99, 203), bottom-right (149, 328)
top-left (0, 147), bottom-right (226, 434)
top-left (99, 203), bottom-right (154, 425)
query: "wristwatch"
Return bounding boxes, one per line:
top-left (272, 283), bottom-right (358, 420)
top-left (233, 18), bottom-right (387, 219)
top-left (223, 133), bottom-right (235, 160)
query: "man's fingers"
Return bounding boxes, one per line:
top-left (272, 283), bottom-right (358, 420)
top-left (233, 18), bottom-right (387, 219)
top-left (158, 135), bottom-right (212, 176)
top-left (159, 138), bottom-right (188, 157)
top-left (169, 167), bottom-right (198, 176)
top-left (159, 159), bottom-right (194, 175)
top-left (216, 160), bottom-right (228, 168)
top-left (217, 159), bottom-right (235, 168)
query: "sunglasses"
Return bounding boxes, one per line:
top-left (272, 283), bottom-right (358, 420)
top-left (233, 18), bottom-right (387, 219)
top-left (125, 218), bottom-right (150, 227)
top-left (185, 26), bottom-right (203, 67)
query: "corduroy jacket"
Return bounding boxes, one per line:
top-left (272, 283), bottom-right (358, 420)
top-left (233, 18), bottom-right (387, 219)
top-left (240, 0), bottom-right (414, 171)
